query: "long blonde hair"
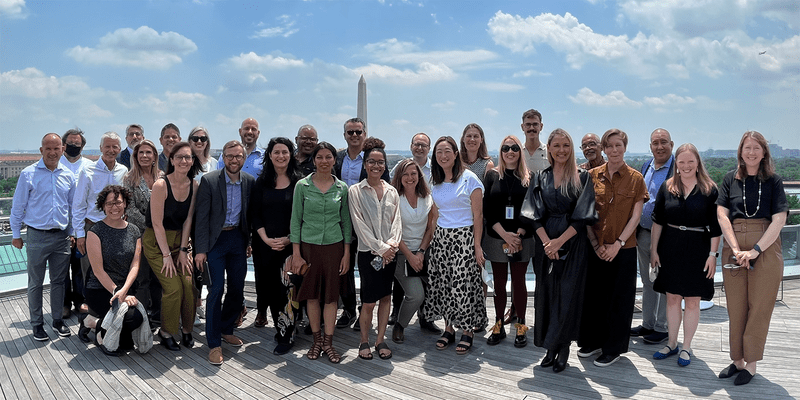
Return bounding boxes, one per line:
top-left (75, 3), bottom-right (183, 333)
top-left (667, 143), bottom-right (716, 197)
top-left (124, 140), bottom-right (159, 187)
top-left (496, 135), bottom-right (530, 187)
top-left (547, 129), bottom-right (581, 197)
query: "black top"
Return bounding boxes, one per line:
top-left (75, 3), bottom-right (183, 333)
top-left (296, 156), bottom-right (315, 177)
top-left (250, 180), bottom-right (294, 238)
top-left (528, 167), bottom-right (598, 238)
top-left (483, 169), bottom-right (532, 239)
top-left (146, 177), bottom-right (193, 231)
top-left (86, 221), bottom-right (140, 293)
top-left (653, 184), bottom-right (722, 236)
top-left (717, 171), bottom-right (788, 220)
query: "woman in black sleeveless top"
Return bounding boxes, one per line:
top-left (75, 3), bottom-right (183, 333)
top-left (142, 142), bottom-right (201, 351)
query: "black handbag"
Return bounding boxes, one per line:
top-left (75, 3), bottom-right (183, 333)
top-left (404, 250), bottom-right (428, 277)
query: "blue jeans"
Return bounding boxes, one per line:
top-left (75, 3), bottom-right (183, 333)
top-left (205, 230), bottom-right (247, 348)
top-left (26, 228), bottom-right (71, 327)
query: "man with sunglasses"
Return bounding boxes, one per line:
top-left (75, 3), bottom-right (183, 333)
top-left (117, 124), bottom-right (145, 169)
top-left (579, 133), bottom-right (605, 170)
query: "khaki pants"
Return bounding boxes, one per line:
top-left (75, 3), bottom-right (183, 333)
top-left (721, 218), bottom-right (783, 362)
top-left (142, 227), bottom-right (196, 336)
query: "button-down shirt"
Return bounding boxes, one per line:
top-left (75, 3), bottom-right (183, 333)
top-left (290, 174), bottom-right (352, 245)
top-left (590, 163), bottom-right (648, 249)
top-left (59, 154), bottom-right (92, 177)
top-left (341, 151), bottom-right (363, 186)
top-left (217, 147), bottom-right (265, 180)
top-left (348, 180), bottom-right (403, 257)
top-left (11, 159), bottom-right (76, 238)
top-left (524, 142), bottom-right (550, 173)
top-left (158, 152), bottom-right (169, 172)
top-left (223, 172), bottom-right (243, 228)
top-left (640, 155), bottom-right (674, 229)
top-left (72, 158), bottom-right (128, 237)
top-left (296, 153), bottom-right (315, 177)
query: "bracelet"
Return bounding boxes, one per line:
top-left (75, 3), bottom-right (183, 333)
top-left (162, 254), bottom-right (171, 258)
top-left (753, 244), bottom-right (763, 254)
top-left (180, 247), bottom-right (190, 253)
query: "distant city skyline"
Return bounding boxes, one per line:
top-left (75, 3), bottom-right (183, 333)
top-left (1, 1), bottom-right (797, 153)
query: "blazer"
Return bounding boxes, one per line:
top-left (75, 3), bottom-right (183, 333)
top-left (194, 168), bottom-right (255, 254)
top-left (117, 148), bottom-right (132, 170)
top-left (334, 148), bottom-right (390, 183)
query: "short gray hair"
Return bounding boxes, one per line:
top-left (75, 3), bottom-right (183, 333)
top-left (100, 131), bottom-right (122, 148)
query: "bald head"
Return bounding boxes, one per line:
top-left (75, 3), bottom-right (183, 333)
top-left (239, 118), bottom-right (260, 152)
top-left (650, 128), bottom-right (674, 166)
top-left (40, 133), bottom-right (64, 171)
top-left (580, 133), bottom-right (601, 164)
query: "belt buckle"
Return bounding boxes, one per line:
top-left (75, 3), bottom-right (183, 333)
top-left (679, 225), bottom-right (687, 231)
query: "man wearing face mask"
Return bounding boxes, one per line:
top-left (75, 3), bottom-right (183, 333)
top-left (59, 128), bottom-right (93, 322)
top-left (117, 124), bottom-right (145, 169)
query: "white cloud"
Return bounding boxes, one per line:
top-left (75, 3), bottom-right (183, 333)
top-left (487, 11), bottom-right (800, 80)
top-left (65, 26), bottom-right (197, 70)
top-left (364, 39), bottom-right (497, 68)
top-left (643, 93), bottom-right (696, 106)
top-left (432, 101), bottom-right (456, 110)
top-left (228, 52), bottom-right (306, 70)
top-left (568, 87), bottom-right (642, 107)
top-left (472, 81), bottom-right (524, 92)
top-left (512, 69), bottom-right (551, 78)
top-left (0, 0), bottom-right (26, 18)
top-left (252, 15), bottom-right (299, 38)
top-left (352, 62), bottom-right (456, 85)
top-left (483, 108), bottom-right (499, 116)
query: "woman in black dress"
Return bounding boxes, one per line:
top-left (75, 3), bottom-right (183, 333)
top-left (524, 128), bottom-right (597, 372)
top-left (650, 143), bottom-right (721, 366)
top-left (250, 137), bottom-right (302, 355)
top-left (716, 131), bottom-right (788, 385)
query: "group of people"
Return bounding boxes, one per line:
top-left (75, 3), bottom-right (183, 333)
top-left (10, 109), bottom-right (787, 385)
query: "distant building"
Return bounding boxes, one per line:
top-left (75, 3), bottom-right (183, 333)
top-left (0, 153), bottom-right (100, 179)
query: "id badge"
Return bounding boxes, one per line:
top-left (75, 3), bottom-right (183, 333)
top-left (505, 206), bottom-right (514, 220)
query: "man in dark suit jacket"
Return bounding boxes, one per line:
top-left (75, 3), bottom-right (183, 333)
top-left (194, 140), bottom-right (255, 366)
top-left (116, 124), bottom-right (144, 169)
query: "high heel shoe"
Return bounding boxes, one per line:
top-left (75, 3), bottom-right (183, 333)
top-left (541, 350), bottom-right (555, 367)
top-left (159, 331), bottom-right (181, 351)
top-left (553, 344), bottom-right (570, 373)
top-left (182, 332), bottom-right (194, 348)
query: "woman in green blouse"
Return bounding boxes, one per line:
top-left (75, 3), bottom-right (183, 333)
top-left (290, 141), bottom-right (352, 364)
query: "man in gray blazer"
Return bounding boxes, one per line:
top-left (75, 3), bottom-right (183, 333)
top-left (194, 140), bottom-right (255, 365)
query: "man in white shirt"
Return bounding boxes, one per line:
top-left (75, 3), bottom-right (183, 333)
top-left (73, 132), bottom-right (128, 284)
top-left (390, 132), bottom-right (432, 183)
top-left (521, 109), bottom-right (550, 173)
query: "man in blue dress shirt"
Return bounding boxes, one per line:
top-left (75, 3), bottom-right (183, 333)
top-left (11, 133), bottom-right (77, 341)
top-left (216, 118), bottom-right (265, 179)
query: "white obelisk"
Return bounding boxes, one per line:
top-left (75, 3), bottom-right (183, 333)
top-left (357, 75), bottom-right (367, 132)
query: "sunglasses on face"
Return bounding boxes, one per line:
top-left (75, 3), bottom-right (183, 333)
top-left (190, 136), bottom-right (208, 143)
top-left (346, 130), bottom-right (364, 136)
top-left (501, 144), bottom-right (521, 153)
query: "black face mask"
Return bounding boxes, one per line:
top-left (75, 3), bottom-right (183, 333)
top-left (65, 143), bottom-right (82, 157)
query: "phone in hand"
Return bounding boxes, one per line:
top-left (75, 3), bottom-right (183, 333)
top-left (111, 297), bottom-right (119, 313)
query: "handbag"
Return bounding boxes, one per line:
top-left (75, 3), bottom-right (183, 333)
top-left (404, 250), bottom-right (428, 277)
top-left (283, 255), bottom-right (310, 277)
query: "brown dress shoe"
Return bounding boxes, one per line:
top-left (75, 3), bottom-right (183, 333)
top-left (208, 347), bottom-right (223, 365)
top-left (222, 334), bottom-right (243, 347)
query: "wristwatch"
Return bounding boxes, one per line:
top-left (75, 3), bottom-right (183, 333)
top-left (180, 247), bottom-right (190, 253)
top-left (616, 238), bottom-right (626, 247)
top-left (709, 251), bottom-right (719, 258)
top-left (753, 244), bottom-right (763, 254)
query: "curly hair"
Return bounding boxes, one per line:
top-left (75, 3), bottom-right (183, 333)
top-left (95, 185), bottom-right (131, 212)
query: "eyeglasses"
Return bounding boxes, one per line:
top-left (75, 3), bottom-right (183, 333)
top-left (173, 155), bottom-right (193, 162)
top-left (346, 130), bottom-right (364, 136)
top-left (365, 159), bottom-right (385, 167)
top-left (189, 136), bottom-right (208, 143)
top-left (501, 144), bottom-right (521, 153)
top-left (412, 142), bottom-right (429, 149)
top-left (523, 123), bottom-right (539, 129)
top-left (581, 141), bottom-right (598, 150)
top-left (297, 136), bottom-right (318, 142)
top-left (105, 200), bottom-right (125, 208)
top-left (224, 154), bottom-right (244, 161)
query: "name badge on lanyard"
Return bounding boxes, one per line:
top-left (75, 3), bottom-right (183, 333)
top-left (505, 206), bottom-right (514, 220)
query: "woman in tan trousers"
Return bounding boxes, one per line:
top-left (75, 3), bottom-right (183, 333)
top-left (716, 131), bottom-right (788, 385)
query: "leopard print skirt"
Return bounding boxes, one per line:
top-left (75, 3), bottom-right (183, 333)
top-left (423, 225), bottom-right (488, 331)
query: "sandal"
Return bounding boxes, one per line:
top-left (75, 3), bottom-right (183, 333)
top-left (677, 349), bottom-right (692, 366)
top-left (436, 330), bottom-right (456, 350)
top-left (358, 342), bottom-right (373, 360)
top-left (321, 334), bottom-right (342, 364)
top-left (455, 334), bottom-right (473, 355)
top-left (307, 331), bottom-right (323, 360)
top-left (376, 342), bottom-right (392, 360)
top-left (653, 344), bottom-right (679, 360)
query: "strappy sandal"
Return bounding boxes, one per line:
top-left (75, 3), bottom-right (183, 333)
top-left (321, 334), bottom-right (342, 364)
top-left (376, 342), bottom-right (392, 360)
top-left (358, 342), bottom-right (373, 360)
top-left (455, 334), bottom-right (473, 355)
top-left (436, 330), bottom-right (455, 350)
top-left (307, 331), bottom-right (323, 360)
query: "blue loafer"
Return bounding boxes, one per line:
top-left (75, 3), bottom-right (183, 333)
top-left (653, 345), bottom-right (679, 359)
top-left (677, 349), bottom-right (692, 366)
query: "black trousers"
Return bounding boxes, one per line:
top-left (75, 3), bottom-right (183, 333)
top-left (85, 287), bottom-right (145, 349)
top-left (252, 239), bottom-right (292, 324)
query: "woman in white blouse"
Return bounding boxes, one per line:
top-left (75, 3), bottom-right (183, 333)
top-left (348, 139), bottom-right (403, 360)
top-left (389, 159), bottom-right (436, 344)
top-left (423, 136), bottom-right (488, 355)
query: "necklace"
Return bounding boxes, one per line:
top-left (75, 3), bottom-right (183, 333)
top-left (743, 178), bottom-right (762, 218)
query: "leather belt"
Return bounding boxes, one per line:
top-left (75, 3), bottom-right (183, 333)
top-left (667, 223), bottom-right (706, 233)
top-left (221, 226), bottom-right (238, 231)
top-left (28, 226), bottom-right (63, 233)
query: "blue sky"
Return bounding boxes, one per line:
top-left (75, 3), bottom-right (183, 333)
top-left (1, 0), bottom-right (798, 154)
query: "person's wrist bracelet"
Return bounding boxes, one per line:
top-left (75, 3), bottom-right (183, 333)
top-left (753, 244), bottom-right (763, 254)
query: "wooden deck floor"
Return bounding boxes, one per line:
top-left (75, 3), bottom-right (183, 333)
top-left (1, 279), bottom-right (798, 400)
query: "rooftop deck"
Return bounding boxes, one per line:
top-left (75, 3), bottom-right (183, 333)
top-left (1, 278), bottom-right (798, 400)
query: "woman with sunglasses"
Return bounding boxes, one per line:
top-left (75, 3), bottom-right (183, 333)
top-left (650, 143), bottom-right (721, 367)
top-left (524, 129), bottom-right (597, 372)
top-left (483, 135), bottom-right (533, 348)
top-left (424, 136), bottom-right (488, 355)
top-left (716, 131), bottom-right (788, 385)
top-left (188, 126), bottom-right (217, 181)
